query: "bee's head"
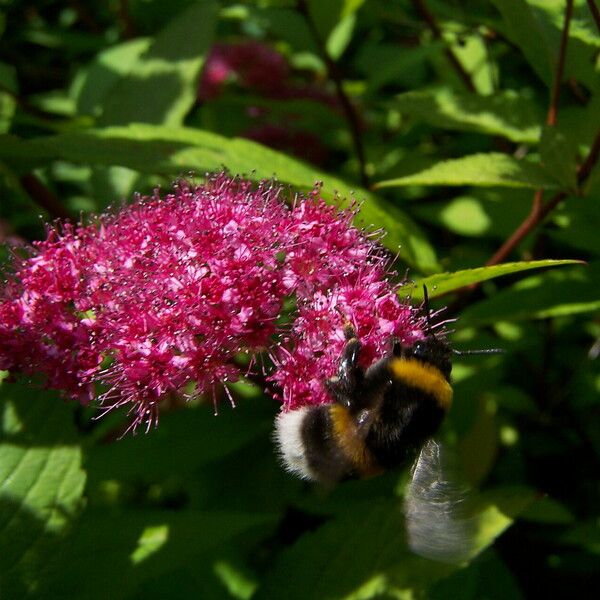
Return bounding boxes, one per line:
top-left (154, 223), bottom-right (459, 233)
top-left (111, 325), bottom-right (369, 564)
top-left (406, 336), bottom-right (452, 380)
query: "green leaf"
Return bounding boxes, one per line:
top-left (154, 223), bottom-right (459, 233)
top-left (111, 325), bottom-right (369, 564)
top-left (355, 43), bottom-right (439, 92)
top-left (306, 0), bottom-right (363, 59)
top-left (256, 488), bottom-right (535, 599)
top-left (407, 259), bottom-right (583, 301)
top-left (0, 61), bottom-right (17, 134)
top-left (431, 551), bottom-right (525, 600)
top-left (468, 486), bottom-right (538, 558)
top-left (393, 89), bottom-right (543, 144)
top-left (492, 0), bottom-right (599, 89)
top-left (0, 124), bottom-right (438, 271)
top-left (326, 13), bottom-right (356, 60)
top-left (375, 153), bottom-right (559, 190)
top-left (460, 261), bottom-right (600, 325)
top-left (540, 125), bottom-right (578, 191)
top-left (550, 197), bottom-right (600, 255)
top-left (41, 508), bottom-right (276, 598)
top-left (72, 38), bottom-right (152, 118)
top-left (0, 382), bottom-right (86, 597)
top-left (99, 1), bottom-right (217, 126)
top-left (85, 400), bottom-right (272, 484)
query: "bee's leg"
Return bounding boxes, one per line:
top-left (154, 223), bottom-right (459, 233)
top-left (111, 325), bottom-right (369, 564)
top-left (391, 338), bottom-right (404, 357)
top-left (324, 324), bottom-right (364, 406)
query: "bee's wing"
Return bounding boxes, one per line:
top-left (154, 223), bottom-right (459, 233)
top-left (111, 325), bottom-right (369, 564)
top-left (404, 439), bottom-right (474, 563)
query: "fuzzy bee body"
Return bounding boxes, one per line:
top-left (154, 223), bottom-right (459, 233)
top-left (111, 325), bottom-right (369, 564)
top-left (274, 325), bottom-right (476, 563)
top-left (274, 327), bottom-right (453, 485)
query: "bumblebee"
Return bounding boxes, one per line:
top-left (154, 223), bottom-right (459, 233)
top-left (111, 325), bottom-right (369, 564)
top-left (274, 324), bottom-right (453, 485)
top-left (274, 319), bottom-right (479, 562)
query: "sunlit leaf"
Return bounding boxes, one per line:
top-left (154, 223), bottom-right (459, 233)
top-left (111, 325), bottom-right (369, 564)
top-left (394, 89), bottom-right (543, 144)
top-left (461, 261), bottom-right (600, 324)
top-left (375, 154), bottom-right (559, 190)
top-left (0, 125), bottom-right (438, 271)
top-left (0, 382), bottom-right (86, 597)
top-left (100, 2), bottom-right (217, 126)
top-left (407, 260), bottom-right (583, 300)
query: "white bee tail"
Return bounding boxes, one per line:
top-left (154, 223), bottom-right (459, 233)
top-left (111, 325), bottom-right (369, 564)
top-left (404, 439), bottom-right (475, 564)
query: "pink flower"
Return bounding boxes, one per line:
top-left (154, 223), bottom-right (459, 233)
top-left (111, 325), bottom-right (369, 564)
top-left (199, 41), bottom-right (291, 101)
top-left (0, 174), bottom-right (424, 430)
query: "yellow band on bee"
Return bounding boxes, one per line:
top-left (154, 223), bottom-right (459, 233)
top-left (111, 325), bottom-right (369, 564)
top-left (329, 404), bottom-right (382, 478)
top-left (388, 358), bottom-right (453, 410)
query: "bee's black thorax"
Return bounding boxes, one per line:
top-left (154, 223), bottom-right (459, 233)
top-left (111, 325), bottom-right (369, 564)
top-left (364, 374), bottom-right (448, 469)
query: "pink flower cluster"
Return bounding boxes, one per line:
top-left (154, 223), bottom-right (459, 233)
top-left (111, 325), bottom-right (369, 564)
top-left (0, 174), bottom-right (424, 429)
top-left (198, 41), bottom-right (338, 166)
top-left (199, 41), bottom-right (337, 106)
top-left (199, 41), bottom-right (291, 101)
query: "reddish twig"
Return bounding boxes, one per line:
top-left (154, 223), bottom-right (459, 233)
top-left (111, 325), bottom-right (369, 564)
top-left (481, 127), bottom-right (600, 268)
top-left (547, 0), bottom-right (574, 126)
top-left (587, 0), bottom-right (600, 32)
top-left (411, 0), bottom-right (476, 93)
top-left (297, 0), bottom-right (369, 188)
top-left (485, 0), bottom-right (574, 268)
top-left (117, 0), bottom-right (137, 39)
top-left (19, 174), bottom-right (72, 221)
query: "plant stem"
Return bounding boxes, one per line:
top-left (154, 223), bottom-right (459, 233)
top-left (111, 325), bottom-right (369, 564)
top-left (297, 0), bottom-right (369, 188)
top-left (485, 0), bottom-right (574, 268)
top-left (19, 174), bottom-right (72, 221)
top-left (411, 0), bottom-right (476, 93)
top-left (586, 0), bottom-right (600, 32)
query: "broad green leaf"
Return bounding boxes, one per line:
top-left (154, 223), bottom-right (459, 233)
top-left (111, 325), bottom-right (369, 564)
top-left (468, 486), bottom-right (537, 558)
top-left (440, 27), bottom-right (496, 95)
top-left (540, 125), bottom-right (578, 190)
top-left (100, 2), bottom-right (217, 126)
top-left (407, 260), bottom-right (583, 301)
top-left (550, 197), bottom-right (600, 256)
top-left (85, 399), bottom-right (272, 484)
top-left (393, 89), bottom-right (543, 144)
top-left (431, 551), bottom-right (525, 600)
top-left (375, 153), bottom-right (559, 190)
top-left (519, 496), bottom-right (575, 524)
top-left (413, 189), bottom-right (532, 240)
top-left (256, 488), bottom-right (535, 599)
top-left (326, 13), bottom-right (356, 60)
top-left (492, 0), bottom-right (599, 89)
top-left (355, 43), bottom-right (439, 92)
top-left (460, 261), bottom-right (600, 325)
top-left (71, 38), bottom-right (152, 117)
top-left (0, 382), bottom-right (86, 597)
top-left (0, 124), bottom-right (438, 271)
top-left (40, 509), bottom-right (276, 598)
top-left (306, 0), bottom-right (363, 59)
top-left (491, 0), bottom-right (556, 84)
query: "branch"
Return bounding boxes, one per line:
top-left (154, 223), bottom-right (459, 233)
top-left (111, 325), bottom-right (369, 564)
top-left (547, 0), bottom-right (574, 126)
top-left (485, 0), bottom-right (574, 268)
top-left (117, 0), bottom-right (137, 39)
top-left (411, 0), bottom-right (476, 93)
top-left (587, 0), bottom-right (600, 33)
top-left (19, 174), bottom-right (73, 221)
top-left (297, 0), bottom-right (369, 188)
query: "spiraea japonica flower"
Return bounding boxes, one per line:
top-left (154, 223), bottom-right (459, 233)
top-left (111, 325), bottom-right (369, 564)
top-left (0, 173), bottom-right (425, 430)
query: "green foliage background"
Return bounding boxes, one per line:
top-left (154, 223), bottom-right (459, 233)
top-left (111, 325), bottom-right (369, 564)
top-left (0, 0), bottom-right (599, 597)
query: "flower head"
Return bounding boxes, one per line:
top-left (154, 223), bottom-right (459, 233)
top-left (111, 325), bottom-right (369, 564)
top-left (0, 174), bottom-right (424, 430)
